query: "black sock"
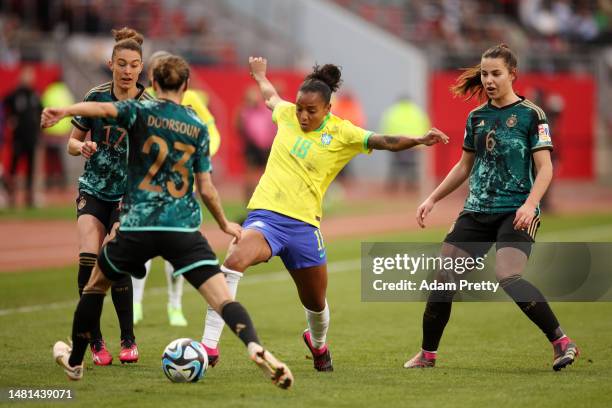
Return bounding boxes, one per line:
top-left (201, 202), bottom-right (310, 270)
top-left (111, 276), bottom-right (134, 342)
top-left (69, 293), bottom-right (105, 367)
top-left (221, 301), bottom-right (260, 346)
top-left (421, 290), bottom-right (455, 352)
top-left (77, 253), bottom-right (97, 297)
top-left (77, 253), bottom-right (103, 343)
top-left (500, 276), bottom-right (563, 341)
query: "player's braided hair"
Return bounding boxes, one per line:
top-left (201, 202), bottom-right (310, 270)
top-left (111, 27), bottom-right (144, 59)
top-left (300, 64), bottom-right (343, 104)
top-left (450, 43), bottom-right (518, 101)
top-left (153, 55), bottom-right (190, 91)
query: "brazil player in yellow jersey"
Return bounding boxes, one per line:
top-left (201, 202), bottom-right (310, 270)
top-left (133, 50), bottom-right (223, 327)
top-left (201, 56), bottom-right (448, 371)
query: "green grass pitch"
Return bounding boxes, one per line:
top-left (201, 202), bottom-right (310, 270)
top-left (1, 213), bottom-right (611, 407)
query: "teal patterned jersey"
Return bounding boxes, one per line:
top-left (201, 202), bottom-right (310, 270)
top-left (71, 82), bottom-right (153, 201)
top-left (462, 97), bottom-right (553, 213)
top-left (113, 98), bottom-right (211, 231)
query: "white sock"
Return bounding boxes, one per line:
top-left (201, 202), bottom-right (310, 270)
top-left (132, 259), bottom-right (151, 304)
top-left (201, 265), bottom-right (243, 349)
top-left (165, 261), bottom-right (183, 309)
top-left (305, 300), bottom-right (330, 349)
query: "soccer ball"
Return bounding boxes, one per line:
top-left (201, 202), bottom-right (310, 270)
top-left (161, 338), bottom-right (208, 383)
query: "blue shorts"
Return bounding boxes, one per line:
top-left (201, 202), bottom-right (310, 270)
top-left (243, 209), bottom-right (327, 270)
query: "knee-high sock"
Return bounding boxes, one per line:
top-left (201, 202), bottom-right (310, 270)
top-left (500, 276), bottom-right (563, 341)
top-left (202, 265), bottom-right (243, 348)
top-left (78, 253), bottom-right (102, 342)
top-left (111, 275), bottom-right (135, 341)
top-left (165, 261), bottom-right (184, 309)
top-left (132, 260), bottom-right (151, 304)
top-left (305, 300), bottom-right (330, 349)
top-left (421, 290), bottom-right (455, 352)
top-left (69, 293), bottom-right (105, 367)
top-left (220, 301), bottom-right (260, 347)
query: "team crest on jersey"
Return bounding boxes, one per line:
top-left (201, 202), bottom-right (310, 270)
top-left (320, 133), bottom-right (333, 146)
top-left (77, 196), bottom-right (87, 210)
top-left (506, 114), bottom-right (518, 128)
top-left (538, 124), bottom-right (551, 142)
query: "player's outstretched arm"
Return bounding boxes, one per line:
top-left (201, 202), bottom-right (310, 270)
top-left (195, 172), bottom-right (242, 242)
top-left (248, 56), bottom-right (282, 111)
top-left (416, 150), bottom-right (475, 228)
top-left (42, 102), bottom-right (118, 129)
top-left (367, 127), bottom-right (449, 151)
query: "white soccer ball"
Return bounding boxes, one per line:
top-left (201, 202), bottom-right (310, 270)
top-left (161, 338), bottom-right (208, 383)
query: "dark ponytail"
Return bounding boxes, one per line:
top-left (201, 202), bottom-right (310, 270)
top-left (299, 64), bottom-right (342, 104)
top-left (450, 43), bottom-right (518, 100)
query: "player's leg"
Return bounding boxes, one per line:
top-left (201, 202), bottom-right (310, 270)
top-left (496, 215), bottom-right (578, 370)
top-left (201, 226), bottom-right (273, 365)
top-left (75, 194), bottom-right (111, 365)
top-left (405, 211), bottom-right (494, 368)
top-left (53, 262), bottom-right (113, 380)
top-left (281, 221), bottom-right (332, 371)
top-left (166, 231), bottom-right (291, 388)
top-left (165, 260), bottom-right (187, 326)
top-left (131, 260), bottom-right (150, 324)
top-left (186, 266), bottom-right (292, 389)
top-left (105, 218), bottom-right (137, 363)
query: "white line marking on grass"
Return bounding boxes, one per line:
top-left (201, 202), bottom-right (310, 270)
top-left (0, 259), bottom-right (361, 317)
top-left (2, 223), bottom-right (611, 318)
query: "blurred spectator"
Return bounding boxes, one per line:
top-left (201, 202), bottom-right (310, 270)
top-left (3, 66), bottom-right (42, 207)
top-left (40, 80), bottom-right (74, 190)
top-left (237, 86), bottom-right (276, 205)
top-left (379, 95), bottom-right (430, 192)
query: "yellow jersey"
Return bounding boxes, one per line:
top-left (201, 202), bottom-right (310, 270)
top-left (146, 87), bottom-right (220, 156)
top-left (248, 101), bottom-right (373, 227)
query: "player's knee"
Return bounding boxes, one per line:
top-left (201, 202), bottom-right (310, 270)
top-left (223, 252), bottom-right (249, 272)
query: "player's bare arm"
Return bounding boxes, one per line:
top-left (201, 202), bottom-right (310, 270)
top-left (367, 127), bottom-right (449, 151)
top-left (416, 150), bottom-right (475, 228)
top-left (513, 149), bottom-right (553, 230)
top-left (249, 56), bottom-right (283, 111)
top-left (42, 102), bottom-right (118, 129)
top-left (195, 171), bottom-right (242, 242)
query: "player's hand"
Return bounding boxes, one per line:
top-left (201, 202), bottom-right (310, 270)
top-left (513, 202), bottom-right (536, 231)
top-left (249, 57), bottom-right (268, 80)
top-left (417, 128), bottom-right (449, 146)
top-left (416, 197), bottom-right (435, 228)
top-left (40, 107), bottom-right (67, 128)
top-left (80, 141), bottom-right (98, 159)
top-left (222, 221), bottom-right (242, 243)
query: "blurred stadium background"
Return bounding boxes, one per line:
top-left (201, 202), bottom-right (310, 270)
top-left (1, 2), bottom-right (612, 406)
top-left (1, 0), bottom-right (611, 270)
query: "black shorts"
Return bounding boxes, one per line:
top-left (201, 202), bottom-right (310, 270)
top-left (76, 191), bottom-right (120, 232)
top-left (444, 210), bottom-right (540, 257)
top-left (97, 230), bottom-right (221, 289)
top-left (244, 142), bottom-right (270, 168)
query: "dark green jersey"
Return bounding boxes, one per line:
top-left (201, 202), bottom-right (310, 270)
top-left (113, 98), bottom-right (211, 231)
top-left (71, 82), bottom-right (154, 201)
top-left (462, 97), bottom-right (553, 213)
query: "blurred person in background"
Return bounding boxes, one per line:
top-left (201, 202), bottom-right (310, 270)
top-left (68, 27), bottom-right (152, 366)
top-left (135, 50), bottom-right (222, 328)
top-left (41, 80), bottom-right (75, 191)
top-left (237, 85), bottom-right (277, 209)
top-left (3, 66), bottom-right (42, 207)
top-left (380, 95), bottom-right (431, 192)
